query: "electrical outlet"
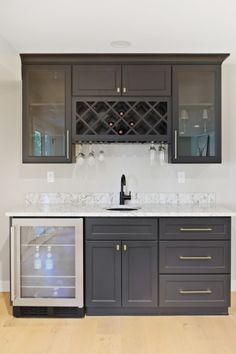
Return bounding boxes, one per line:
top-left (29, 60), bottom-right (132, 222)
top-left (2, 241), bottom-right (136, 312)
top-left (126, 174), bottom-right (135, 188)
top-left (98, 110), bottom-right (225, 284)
top-left (177, 171), bottom-right (186, 184)
top-left (47, 171), bottom-right (55, 183)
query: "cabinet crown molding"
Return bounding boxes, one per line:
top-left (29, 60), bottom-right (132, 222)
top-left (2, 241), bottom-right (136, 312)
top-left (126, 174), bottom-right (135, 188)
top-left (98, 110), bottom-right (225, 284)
top-left (20, 53), bottom-right (230, 65)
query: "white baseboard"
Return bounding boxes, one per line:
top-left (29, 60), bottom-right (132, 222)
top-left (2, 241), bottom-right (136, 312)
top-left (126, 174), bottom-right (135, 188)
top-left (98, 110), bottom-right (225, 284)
top-left (0, 281), bottom-right (10, 292)
top-left (231, 280), bottom-right (236, 292)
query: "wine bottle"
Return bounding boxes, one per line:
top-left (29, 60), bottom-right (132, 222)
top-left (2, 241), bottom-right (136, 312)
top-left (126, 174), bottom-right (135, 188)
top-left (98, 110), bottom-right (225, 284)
top-left (108, 121), bottom-right (114, 127)
top-left (129, 121), bottom-right (135, 127)
top-left (45, 246), bottom-right (54, 270)
top-left (34, 246), bottom-right (42, 270)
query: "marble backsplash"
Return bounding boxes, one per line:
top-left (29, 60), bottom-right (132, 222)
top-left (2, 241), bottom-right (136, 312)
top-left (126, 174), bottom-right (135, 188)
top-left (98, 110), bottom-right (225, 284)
top-left (25, 192), bottom-right (216, 206)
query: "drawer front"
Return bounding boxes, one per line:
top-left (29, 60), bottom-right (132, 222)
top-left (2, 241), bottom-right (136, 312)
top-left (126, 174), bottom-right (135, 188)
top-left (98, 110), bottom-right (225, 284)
top-left (86, 218), bottom-right (158, 240)
top-left (159, 241), bottom-right (230, 274)
top-left (159, 274), bottom-right (230, 307)
top-left (160, 217), bottom-right (231, 240)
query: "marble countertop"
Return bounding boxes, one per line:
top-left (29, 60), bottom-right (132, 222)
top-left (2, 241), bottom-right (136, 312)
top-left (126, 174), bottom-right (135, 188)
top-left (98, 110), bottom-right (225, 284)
top-left (5, 203), bottom-right (235, 217)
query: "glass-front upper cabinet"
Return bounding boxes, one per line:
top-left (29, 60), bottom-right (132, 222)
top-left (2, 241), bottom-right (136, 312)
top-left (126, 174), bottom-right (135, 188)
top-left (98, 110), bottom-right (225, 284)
top-left (23, 65), bottom-right (72, 163)
top-left (172, 65), bottom-right (221, 163)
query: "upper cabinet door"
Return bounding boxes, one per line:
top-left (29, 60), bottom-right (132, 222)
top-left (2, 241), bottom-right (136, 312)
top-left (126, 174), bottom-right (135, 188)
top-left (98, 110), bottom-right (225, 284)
top-left (73, 65), bottom-right (122, 96)
top-left (23, 65), bottom-right (72, 163)
top-left (171, 65), bottom-right (221, 163)
top-left (122, 65), bottom-right (171, 96)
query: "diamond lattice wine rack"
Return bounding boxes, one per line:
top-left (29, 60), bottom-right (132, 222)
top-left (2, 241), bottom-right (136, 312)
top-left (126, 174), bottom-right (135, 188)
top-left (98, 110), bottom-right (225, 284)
top-left (72, 98), bottom-right (170, 143)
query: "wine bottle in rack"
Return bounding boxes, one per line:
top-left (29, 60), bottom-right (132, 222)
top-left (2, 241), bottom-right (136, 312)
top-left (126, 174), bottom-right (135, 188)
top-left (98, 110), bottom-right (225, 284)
top-left (129, 121), bottom-right (135, 127)
top-left (108, 121), bottom-right (114, 127)
top-left (117, 125), bottom-right (128, 135)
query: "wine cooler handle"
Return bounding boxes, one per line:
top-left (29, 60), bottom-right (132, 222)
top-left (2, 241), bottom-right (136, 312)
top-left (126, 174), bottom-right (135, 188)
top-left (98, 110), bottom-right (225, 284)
top-left (10, 226), bottom-right (15, 302)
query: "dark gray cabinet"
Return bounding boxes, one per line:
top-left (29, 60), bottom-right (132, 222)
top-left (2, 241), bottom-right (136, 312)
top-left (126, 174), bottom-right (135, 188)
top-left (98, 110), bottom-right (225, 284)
top-left (73, 65), bottom-right (121, 96)
top-left (72, 64), bottom-right (171, 97)
top-left (22, 64), bottom-right (72, 163)
top-left (85, 218), bottom-right (158, 314)
top-left (159, 240), bottom-right (230, 274)
top-left (86, 240), bottom-right (157, 309)
top-left (159, 217), bottom-right (231, 240)
top-left (122, 65), bottom-right (171, 96)
top-left (171, 65), bottom-right (221, 163)
top-left (159, 217), bottom-right (231, 314)
top-left (159, 274), bottom-right (230, 308)
top-left (122, 241), bottom-right (157, 307)
top-left (21, 54), bottom-right (229, 163)
top-left (85, 241), bottom-right (121, 307)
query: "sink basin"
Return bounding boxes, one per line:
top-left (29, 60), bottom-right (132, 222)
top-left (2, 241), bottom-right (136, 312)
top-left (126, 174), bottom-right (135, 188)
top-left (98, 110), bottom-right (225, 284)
top-left (106, 205), bottom-right (141, 211)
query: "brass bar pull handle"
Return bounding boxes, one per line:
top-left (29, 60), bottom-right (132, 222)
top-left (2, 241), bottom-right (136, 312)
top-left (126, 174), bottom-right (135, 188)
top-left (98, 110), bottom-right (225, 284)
top-left (116, 244), bottom-right (120, 251)
top-left (174, 130), bottom-right (178, 159)
top-left (123, 244), bottom-right (127, 251)
top-left (179, 289), bottom-right (212, 295)
top-left (117, 87), bottom-right (120, 93)
top-left (123, 87), bottom-right (127, 93)
top-left (66, 130), bottom-right (70, 159)
top-left (179, 256), bottom-right (212, 260)
top-left (180, 227), bottom-right (213, 232)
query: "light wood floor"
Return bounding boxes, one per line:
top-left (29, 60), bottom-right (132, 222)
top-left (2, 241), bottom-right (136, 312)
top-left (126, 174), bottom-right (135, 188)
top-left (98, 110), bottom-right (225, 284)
top-left (1, 293), bottom-right (236, 354)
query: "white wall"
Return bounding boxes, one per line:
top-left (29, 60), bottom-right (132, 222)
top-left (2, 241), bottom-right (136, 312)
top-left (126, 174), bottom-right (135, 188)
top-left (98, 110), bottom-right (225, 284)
top-left (0, 58), bottom-right (236, 291)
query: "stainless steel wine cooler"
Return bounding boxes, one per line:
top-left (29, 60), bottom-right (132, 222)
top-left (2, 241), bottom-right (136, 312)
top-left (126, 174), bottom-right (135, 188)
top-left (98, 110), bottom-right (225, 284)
top-left (10, 218), bottom-right (84, 317)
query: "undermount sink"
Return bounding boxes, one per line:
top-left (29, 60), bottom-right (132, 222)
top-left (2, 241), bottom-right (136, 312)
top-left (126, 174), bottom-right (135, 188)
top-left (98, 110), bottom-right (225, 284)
top-left (106, 205), bottom-right (141, 211)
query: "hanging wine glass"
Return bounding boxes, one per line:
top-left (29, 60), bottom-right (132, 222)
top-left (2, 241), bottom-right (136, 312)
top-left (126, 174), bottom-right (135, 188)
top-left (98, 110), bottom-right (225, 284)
top-left (158, 142), bottom-right (166, 166)
top-left (98, 149), bottom-right (105, 162)
top-left (149, 142), bottom-right (157, 166)
top-left (87, 142), bottom-right (95, 166)
top-left (76, 144), bottom-right (85, 166)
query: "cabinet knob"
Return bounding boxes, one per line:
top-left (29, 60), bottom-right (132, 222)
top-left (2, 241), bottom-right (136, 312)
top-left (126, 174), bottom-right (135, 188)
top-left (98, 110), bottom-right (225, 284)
top-left (123, 244), bottom-right (127, 251)
top-left (117, 87), bottom-right (120, 93)
top-left (123, 87), bottom-right (127, 93)
top-left (116, 244), bottom-right (120, 251)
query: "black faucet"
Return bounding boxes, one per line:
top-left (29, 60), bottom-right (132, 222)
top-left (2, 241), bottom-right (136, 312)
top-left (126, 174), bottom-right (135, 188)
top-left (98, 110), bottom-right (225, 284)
top-left (120, 174), bottom-right (131, 205)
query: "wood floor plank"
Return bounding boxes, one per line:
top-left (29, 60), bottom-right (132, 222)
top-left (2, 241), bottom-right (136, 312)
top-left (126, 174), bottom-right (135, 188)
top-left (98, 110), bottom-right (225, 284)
top-left (0, 293), bottom-right (236, 354)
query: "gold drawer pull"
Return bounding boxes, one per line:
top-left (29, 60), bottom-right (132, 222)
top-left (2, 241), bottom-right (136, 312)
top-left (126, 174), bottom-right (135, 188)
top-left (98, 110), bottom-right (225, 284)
top-left (179, 256), bottom-right (212, 260)
top-left (116, 244), bottom-right (120, 251)
top-left (179, 289), bottom-right (212, 295)
top-left (123, 244), bottom-right (127, 251)
top-left (180, 227), bottom-right (213, 232)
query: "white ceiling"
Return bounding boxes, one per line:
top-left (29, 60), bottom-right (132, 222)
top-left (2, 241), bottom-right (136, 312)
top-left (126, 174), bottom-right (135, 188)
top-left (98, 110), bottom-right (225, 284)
top-left (0, 0), bottom-right (235, 63)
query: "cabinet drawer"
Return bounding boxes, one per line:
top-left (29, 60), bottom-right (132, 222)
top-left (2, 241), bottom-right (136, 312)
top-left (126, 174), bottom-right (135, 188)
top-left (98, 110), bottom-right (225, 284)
top-left (86, 218), bottom-right (158, 240)
top-left (159, 274), bottom-right (230, 307)
top-left (160, 217), bottom-right (231, 240)
top-left (159, 241), bottom-right (230, 274)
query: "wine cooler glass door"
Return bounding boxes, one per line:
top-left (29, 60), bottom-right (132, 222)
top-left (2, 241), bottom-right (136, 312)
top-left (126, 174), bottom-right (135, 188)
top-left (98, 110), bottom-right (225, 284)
top-left (11, 218), bottom-right (83, 307)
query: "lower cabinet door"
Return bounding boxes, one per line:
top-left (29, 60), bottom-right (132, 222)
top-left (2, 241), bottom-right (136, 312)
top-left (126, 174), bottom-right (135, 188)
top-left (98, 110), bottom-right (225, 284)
top-left (86, 241), bottom-right (121, 307)
top-left (122, 241), bottom-right (158, 307)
